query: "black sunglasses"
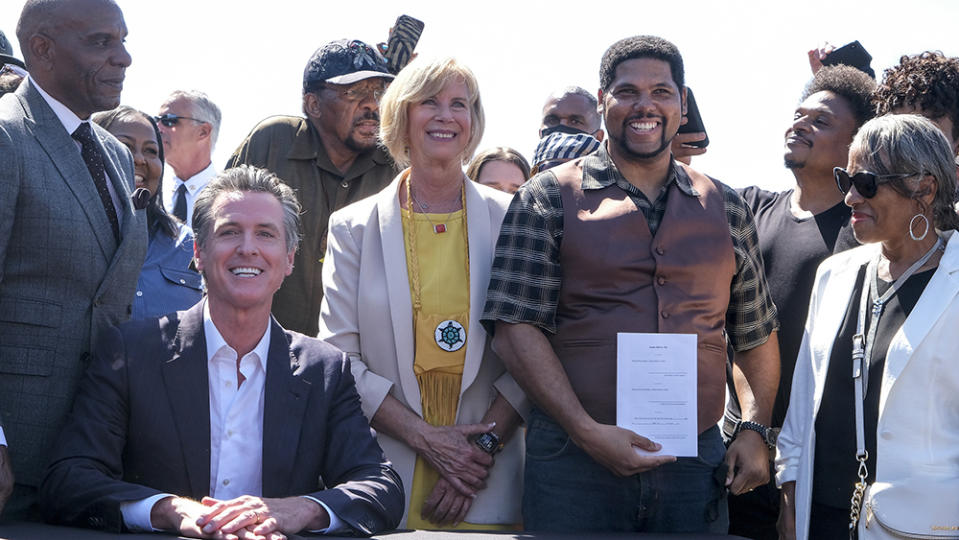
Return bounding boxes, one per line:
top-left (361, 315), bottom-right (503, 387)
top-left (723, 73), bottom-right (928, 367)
top-left (833, 167), bottom-right (918, 198)
top-left (154, 113), bottom-right (204, 127)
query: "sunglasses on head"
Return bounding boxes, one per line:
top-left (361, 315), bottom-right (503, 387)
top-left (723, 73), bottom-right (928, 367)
top-left (833, 167), bottom-right (919, 198)
top-left (154, 113), bottom-right (204, 127)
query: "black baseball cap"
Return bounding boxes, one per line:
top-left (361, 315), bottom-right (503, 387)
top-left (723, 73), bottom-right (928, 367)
top-left (0, 29), bottom-right (25, 69)
top-left (303, 39), bottom-right (394, 92)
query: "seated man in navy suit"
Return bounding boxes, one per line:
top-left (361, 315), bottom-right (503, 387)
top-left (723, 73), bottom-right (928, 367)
top-left (39, 165), bottom-right (404, 539)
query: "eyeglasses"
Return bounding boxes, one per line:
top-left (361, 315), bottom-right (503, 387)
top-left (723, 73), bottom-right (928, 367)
top-left (320, 84), bottom-right (386, 103)
top-left (154, 113), bottom-right (205, 127)
top-left (833, 167), bottom-right (919, 198)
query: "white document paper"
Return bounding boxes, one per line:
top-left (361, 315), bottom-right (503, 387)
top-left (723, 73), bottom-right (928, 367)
top-left (616, 332), bottom-right (698, 457)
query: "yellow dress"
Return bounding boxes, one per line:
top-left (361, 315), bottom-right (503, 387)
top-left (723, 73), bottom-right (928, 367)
top-left (401, 208), bottom-right (513, 531)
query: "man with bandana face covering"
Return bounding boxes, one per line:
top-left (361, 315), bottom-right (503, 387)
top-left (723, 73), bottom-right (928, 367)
top-left (227, 39), bottom-right (398, 336)
top-left (539, 86), bottom-right (605, 140)
top-left (484, 35), bottom-right (780, 533)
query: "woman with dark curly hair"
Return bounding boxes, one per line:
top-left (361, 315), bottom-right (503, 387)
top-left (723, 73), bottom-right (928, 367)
top-left (874, 51), bottom-right (959, 154)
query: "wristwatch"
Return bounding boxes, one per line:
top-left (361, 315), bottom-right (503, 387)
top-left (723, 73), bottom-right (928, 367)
top-left (735, 420), bottom-right (777, 449)
top-left (473, 431), bottom-right (503, 456)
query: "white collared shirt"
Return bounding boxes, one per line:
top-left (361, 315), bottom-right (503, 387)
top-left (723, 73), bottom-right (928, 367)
top-left (29, 75), bottom-right (124, 226)
top-left (162, 162), bottom-right (217, 226)
top-left (203, 301), bottom-right (269, 500)
top-left (121, 304), bottom-right (342, 533)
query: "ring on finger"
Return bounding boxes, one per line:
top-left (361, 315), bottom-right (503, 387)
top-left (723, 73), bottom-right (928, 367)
top-left (252, 511), bottom-right (260, 523)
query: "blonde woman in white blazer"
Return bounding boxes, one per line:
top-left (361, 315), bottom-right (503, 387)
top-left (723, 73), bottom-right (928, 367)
top-left (776, 115), bottom-right (959, 539)
top-left (319, 57), bottom-right (528, 530)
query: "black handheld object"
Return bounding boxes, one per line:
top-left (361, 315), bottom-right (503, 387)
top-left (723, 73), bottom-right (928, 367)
top-left (678, 87), bottom-right (709, 148)
top-left (821, 40), bottom-right (874, 77)
top-left (383, 15), bottom-right (424, 74)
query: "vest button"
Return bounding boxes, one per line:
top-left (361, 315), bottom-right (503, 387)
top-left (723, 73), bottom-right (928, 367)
top-left (655, 246), bottom-right (665, 255)
top-left (661, 310), bottom-right (670, 319)
top-left (657, 276), bottom-right (666, 285)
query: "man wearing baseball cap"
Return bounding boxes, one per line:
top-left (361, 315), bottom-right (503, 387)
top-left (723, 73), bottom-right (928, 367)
top-left (227, 39), bottom-right (398, 335)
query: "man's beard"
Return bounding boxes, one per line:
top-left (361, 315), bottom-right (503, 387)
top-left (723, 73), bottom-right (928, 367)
top-left (616, 131), bottom-right (671, 160)
top-left (784, 158), bottom-right (805, 170)
top-left (615, 114), bottom-right (671, 160)
top-left (344, 110), bottom-right (380, 153)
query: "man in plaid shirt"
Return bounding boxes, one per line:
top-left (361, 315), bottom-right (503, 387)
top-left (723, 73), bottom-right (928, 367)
top-left (482, 35), bottom-right (780, 533)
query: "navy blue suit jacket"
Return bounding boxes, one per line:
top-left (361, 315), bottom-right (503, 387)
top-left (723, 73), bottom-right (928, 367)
top-left (38, 302), bottom-right (404, 536)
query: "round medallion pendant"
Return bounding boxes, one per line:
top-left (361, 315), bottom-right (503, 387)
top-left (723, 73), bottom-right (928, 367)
top-left (434, 320), bottom-right (466, 352)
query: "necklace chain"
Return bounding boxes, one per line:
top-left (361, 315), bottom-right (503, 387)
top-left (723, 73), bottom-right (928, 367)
top-left (401, 170), bottom-right (470, 316)
top-left (407, 177), bottom-right (464, 234)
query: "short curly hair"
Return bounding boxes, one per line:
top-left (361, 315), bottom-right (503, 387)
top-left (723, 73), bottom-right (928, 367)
top-left (599, 35), bottom-right (683, 91)
top-left (873, 51), bottom-right (959, 142)
top-left (801, 65), bottom-right (876, 129)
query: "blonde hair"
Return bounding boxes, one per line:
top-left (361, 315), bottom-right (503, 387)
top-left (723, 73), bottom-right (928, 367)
top-left (379, 57), bottom-right (485, 168)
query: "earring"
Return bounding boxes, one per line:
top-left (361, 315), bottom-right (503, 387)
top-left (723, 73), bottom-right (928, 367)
top-left (909, 213), bottom-right (930, 241)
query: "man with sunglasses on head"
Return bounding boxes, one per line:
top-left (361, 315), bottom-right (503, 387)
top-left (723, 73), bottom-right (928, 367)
top-left (156, 90), bottom-right (222, 226)
top-left (227, 39), bottom-right (397, 336)
top-left (725, 65), bottom-right (876, 540)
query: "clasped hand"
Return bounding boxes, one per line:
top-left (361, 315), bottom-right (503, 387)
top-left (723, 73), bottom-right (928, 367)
top-left (416, 422), bottom-right (494, 497)
top-left (414, 423), bottom-right (496, 526)
top-left (155, 494), bottom-right (327, 540)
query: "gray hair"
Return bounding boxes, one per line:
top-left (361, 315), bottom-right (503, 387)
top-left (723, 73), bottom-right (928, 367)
top-left (850, 114), bottom-right (959, 230)
top-left (192, 165), bottom-right (301, 253)
top-left (164, 89), bottom-right (223, 148)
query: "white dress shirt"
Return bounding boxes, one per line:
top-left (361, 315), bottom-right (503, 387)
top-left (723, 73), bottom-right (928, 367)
top-left (121, 303), bottom-right (341, 533)
top-left (204, 302), bottom-right (269, 500)
top-left (162, 162), bottom-right (216, 226)
top-left (29, 75), bottom-right (124, 226)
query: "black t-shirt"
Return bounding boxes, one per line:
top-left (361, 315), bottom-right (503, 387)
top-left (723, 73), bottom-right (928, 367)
top-left (731, 187), bottom-right (858, 428)
top-left (812, 264), bottom-right (934, 509)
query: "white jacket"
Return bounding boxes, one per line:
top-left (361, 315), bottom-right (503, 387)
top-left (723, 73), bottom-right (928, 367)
top-left (319, 172), bottom-right (529, 527)
top-left (776, 230), bottom-right (959, 539)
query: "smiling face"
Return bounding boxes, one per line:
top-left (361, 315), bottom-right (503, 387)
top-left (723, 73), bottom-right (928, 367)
top-left (109, 114), bottom-right (162, 194)
top-left (34, 0), bottom-right (131, 119)
top-left (844, 149), bottom-right (923, 246)
top-left (601, 58), bottom-right (685, 163)
top-left (194, 191), bottom-right (295, 316)
top-left (476, 159), bottom-right (526, 194)
top-left (406, 78), bottom-right (472, 167)
top-left (784, 91), bottom-right (858, 174)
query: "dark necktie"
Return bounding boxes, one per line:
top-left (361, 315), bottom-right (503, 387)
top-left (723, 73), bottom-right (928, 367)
top-left (173, 182), bottom-right (188, 223)
top-left (72, 122), bottom-right (120, 243)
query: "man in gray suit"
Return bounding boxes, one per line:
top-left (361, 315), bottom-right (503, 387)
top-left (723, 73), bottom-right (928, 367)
top-left (0, 0), bottom-right (147, 518)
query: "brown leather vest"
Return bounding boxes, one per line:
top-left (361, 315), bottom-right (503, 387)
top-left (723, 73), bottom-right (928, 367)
top-left (546, 159), bottom-right (735, 433)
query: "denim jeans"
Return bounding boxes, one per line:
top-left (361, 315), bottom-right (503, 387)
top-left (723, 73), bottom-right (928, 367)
top-left (522, 409), bottom-right (729, 533)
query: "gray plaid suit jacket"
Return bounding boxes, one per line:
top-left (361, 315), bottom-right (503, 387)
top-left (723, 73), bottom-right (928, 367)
top-left (0, 78), bottom-right (148, 491)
